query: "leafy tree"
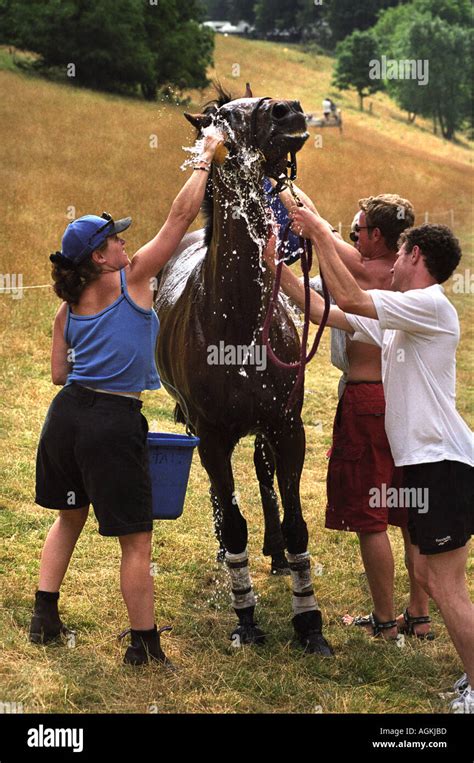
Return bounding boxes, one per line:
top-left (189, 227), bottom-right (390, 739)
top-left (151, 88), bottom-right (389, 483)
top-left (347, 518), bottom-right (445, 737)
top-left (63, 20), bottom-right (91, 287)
top-left (141, 0), bottom-right (213, 99)
top-left (325, 0), bottom-right (405, 45)
top-left (374, 1), bottom-right (472, 138)
top-left (332, 29), bottom-right (383, 110)
top-left (200, 0), bottom-right (232, 19)
top-left (200, 0), bottom-right (254, 22)
top-left (255, 0), bottom-right (330, 36)
top-left (0, 0), bottom-right (213, 99)
top-left (228, 0), bottom-right (255, 23)
top-left (413, 0), bottom-right (471, 25)
top-left (390, 16), bottom-right (471, 139)
top-left (254, 0), bottom-right (298, 32)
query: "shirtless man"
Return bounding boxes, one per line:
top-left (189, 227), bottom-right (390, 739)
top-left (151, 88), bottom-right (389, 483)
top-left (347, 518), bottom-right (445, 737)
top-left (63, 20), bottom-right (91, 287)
top-left (273, 189), bottom-right (431, 640)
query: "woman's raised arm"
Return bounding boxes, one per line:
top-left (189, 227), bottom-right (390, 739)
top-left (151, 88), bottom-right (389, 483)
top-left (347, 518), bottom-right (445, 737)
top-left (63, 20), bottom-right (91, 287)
top-left (128, 132), bottom-right (224, 284)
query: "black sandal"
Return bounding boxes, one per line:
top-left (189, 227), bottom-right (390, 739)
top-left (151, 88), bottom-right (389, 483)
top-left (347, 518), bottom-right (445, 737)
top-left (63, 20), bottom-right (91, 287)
top-left (352, 612), bottom-right (398, 639)
top-left (398, 608), bottom-right (435, 640)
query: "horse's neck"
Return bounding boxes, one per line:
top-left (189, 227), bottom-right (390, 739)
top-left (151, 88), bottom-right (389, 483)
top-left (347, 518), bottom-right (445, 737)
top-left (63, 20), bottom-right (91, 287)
top-left (202, 167), bottom-right (271, 326)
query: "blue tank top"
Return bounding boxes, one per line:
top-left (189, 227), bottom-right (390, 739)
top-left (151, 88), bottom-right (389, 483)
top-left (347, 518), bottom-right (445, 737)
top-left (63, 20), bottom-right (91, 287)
top-left (65, 268), bottom-right (161, 392)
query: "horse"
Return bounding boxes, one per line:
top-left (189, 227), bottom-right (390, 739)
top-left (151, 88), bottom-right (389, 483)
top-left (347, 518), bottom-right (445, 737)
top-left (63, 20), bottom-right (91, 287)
top-left (154, 85), bottom-right (332, 655)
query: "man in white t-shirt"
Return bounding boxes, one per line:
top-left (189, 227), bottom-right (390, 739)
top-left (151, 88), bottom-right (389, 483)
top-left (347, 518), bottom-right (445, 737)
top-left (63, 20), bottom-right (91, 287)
top-left (264, 215), bottom-right (473, 713)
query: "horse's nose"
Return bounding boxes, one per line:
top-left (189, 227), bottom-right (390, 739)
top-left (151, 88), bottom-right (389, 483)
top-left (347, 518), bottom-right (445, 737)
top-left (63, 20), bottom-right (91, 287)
top-left (272, 102), bottom-right (292, 121)
top-left (292, 100), bottom-right (303, 113)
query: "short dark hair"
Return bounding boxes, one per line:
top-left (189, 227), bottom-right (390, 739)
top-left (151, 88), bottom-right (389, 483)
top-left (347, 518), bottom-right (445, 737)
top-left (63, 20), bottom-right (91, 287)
top-left (359, 194), bottom-right (415, 251)
top-left (398, 224), bottom-right (462, 284)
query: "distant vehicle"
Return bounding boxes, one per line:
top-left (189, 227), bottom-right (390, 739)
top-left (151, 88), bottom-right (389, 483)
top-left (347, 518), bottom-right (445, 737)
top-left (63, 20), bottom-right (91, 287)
top-left (306, 106), bottom-right (343, 134)
top-left (203, 21), bottom-right (229, 33)
top-left (265, 27), bottom-right (301, 42)
top-left (203, 20), bottom-right (255, 35)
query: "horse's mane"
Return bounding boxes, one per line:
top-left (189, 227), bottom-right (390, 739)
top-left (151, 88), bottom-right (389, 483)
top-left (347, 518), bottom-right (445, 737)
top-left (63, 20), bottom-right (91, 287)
top-left (200, 82), bottom-right (234, 247)
top-left (202, 82), bottom-right (233, 114)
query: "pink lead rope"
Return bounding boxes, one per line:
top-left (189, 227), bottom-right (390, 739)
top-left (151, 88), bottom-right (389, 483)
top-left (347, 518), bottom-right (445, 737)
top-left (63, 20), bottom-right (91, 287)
top-left (262, 220), bottom-right (331, 411)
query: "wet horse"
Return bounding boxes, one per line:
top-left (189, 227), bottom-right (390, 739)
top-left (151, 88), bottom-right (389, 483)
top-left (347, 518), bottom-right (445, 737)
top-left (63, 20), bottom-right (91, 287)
top-left (154, 87), bottom-right (332, 654)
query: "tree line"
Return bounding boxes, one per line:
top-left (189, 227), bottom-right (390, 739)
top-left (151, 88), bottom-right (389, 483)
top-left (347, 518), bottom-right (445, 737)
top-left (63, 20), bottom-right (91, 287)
top-left (202, 0), bottom-right (406, 45)
top-left (0, 0), bottom-right (470, 139)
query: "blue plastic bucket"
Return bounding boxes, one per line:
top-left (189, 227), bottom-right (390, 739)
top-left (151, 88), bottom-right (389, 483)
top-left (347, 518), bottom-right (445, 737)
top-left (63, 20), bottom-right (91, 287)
top-left (147, 432), bottom-right (200, 520)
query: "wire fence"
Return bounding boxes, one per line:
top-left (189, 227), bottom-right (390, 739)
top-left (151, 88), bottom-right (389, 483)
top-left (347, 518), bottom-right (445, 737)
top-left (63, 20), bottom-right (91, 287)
top-left (0, 210), bottom-right (460, 295)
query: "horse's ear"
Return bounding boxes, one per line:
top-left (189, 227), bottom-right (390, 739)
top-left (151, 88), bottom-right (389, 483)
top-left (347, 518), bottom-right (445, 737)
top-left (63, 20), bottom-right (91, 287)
top-left (244, 83), bottom-right (253, 98)
top-left (184, 112), bottom-right (212, 130)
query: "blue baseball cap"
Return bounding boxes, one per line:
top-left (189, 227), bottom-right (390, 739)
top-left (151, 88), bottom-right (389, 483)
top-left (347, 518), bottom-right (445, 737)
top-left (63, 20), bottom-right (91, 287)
top-left (60, 212), bottom-right (132, 265)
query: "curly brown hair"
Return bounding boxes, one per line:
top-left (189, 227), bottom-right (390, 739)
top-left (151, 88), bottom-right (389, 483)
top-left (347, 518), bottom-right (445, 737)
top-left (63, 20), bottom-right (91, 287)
top-left (50, 241), bottom-right (106, 305)
top-left (398, 224), bottom-right (462, 284)
top-left (359, 194), bottom-right (415, 251)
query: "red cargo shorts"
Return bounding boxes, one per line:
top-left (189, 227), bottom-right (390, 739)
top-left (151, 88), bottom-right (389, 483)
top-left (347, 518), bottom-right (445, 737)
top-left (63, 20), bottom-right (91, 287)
top-left (325, 382), bottom-right (407, 533)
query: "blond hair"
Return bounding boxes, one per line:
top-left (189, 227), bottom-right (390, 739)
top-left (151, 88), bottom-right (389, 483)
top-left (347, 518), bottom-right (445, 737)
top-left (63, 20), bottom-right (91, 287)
top-left (359, 194), bottom-right (415, 251)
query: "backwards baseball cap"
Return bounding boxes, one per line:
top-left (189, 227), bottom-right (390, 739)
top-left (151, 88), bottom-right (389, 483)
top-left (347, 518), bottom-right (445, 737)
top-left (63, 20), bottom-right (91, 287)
top-left (58, 212), bottom-right (132, 265)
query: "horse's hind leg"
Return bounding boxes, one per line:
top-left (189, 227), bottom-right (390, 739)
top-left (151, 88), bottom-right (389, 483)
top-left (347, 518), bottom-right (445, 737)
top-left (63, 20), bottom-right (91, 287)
top-left (254, 434), bottom-right (289, 576)
top-left (198, 428), bottom-right (265, 646)
top-left (266, 418), bottom-right (333, 656)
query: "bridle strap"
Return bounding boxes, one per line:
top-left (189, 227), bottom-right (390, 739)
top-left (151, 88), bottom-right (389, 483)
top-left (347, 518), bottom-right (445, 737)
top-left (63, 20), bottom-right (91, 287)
top-left (250, 97), bottom-right (271, 149)
top-left (249, 97), bottom-right (297, 193)
top-left (262, 220), bottom-right (331, 411)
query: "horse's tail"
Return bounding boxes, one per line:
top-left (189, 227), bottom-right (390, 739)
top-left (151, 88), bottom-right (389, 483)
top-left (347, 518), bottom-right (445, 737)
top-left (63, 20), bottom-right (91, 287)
top-left (174, 403), bottom-right (187, 426)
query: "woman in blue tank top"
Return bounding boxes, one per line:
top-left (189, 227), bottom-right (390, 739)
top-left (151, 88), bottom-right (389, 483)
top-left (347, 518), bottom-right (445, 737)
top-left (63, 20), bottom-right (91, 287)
top-left (30, 132), bottom-right (224, 666)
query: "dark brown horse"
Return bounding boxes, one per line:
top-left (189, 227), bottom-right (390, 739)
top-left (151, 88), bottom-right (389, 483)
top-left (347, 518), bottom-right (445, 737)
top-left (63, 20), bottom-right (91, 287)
top-left (155, 86), bottom-right (332, 655)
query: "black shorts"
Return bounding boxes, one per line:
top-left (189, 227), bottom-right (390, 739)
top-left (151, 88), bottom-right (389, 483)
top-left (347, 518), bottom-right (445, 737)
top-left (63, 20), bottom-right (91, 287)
top-left (404, 460), bottom-right (473, 555)
top-left (35, 383), bottom-right (153, 537)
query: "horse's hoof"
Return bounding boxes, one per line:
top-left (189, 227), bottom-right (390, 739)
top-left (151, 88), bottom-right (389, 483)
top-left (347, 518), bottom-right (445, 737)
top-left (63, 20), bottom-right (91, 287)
top-left (230, 623), bottom-right (266, 647)
top-left (270, 552), bottom-right (290, 576)
top-left (295, 631), bottom-right (334, 657)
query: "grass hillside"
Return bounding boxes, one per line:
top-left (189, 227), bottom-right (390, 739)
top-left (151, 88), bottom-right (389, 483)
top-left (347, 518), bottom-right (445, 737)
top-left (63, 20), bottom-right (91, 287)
top-left (0, 36), bottom-right (472, 714)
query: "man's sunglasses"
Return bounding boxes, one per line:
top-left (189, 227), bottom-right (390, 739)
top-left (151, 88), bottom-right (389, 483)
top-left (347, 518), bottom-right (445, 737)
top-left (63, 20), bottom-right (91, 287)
top-left (349, 224), bottom-right (376, 242)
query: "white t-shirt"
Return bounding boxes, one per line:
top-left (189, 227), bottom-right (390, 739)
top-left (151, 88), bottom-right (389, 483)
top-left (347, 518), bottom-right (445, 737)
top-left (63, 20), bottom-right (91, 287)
top-left (344, 284), bottom-right (474, 468)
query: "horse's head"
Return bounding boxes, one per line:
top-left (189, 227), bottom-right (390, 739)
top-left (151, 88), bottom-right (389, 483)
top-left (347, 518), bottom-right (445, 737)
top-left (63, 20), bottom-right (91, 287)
top-left (184, 83), bottom-right (308, 180)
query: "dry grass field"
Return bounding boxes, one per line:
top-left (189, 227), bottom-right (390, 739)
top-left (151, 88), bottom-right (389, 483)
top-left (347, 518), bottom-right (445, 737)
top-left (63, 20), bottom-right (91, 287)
top-left (0, 36), bottom-right (472, 714)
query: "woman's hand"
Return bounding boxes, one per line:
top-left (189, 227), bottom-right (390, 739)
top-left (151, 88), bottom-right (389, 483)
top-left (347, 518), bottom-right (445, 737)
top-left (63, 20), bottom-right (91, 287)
top-left (201, 130), bottom-right (226, 163)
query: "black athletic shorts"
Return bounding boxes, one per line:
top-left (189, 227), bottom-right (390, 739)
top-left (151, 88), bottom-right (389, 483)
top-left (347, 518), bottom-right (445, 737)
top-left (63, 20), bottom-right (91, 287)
top-left (404, 460), bottom-right (473, 555)
top-left (35, 383), bottom-right (153, 536)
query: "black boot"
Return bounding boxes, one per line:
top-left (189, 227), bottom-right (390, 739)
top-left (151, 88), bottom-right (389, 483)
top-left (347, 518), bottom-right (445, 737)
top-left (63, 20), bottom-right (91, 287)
top-left (29, 591), bottom-right (65, 644)
top-left (121, 625), bottom-right (173, 667)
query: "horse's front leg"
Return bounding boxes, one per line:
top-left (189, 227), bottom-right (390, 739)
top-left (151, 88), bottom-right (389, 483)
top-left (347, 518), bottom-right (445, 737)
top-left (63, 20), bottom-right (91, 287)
top-left (209, 486), bottom-right (226, 563)
top-left (266, 417), bottom-right (333, 656)
top-left (198, 427), bottom-right (265, 646)
top-left (254, 433), bottom-right (289, 575)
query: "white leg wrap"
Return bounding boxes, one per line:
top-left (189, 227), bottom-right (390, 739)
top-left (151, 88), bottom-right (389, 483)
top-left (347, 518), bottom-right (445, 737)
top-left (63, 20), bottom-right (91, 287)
top-left (225, 548), bottom-right (256, 610)
top-left (288, 552), bottom-right (319, 616)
